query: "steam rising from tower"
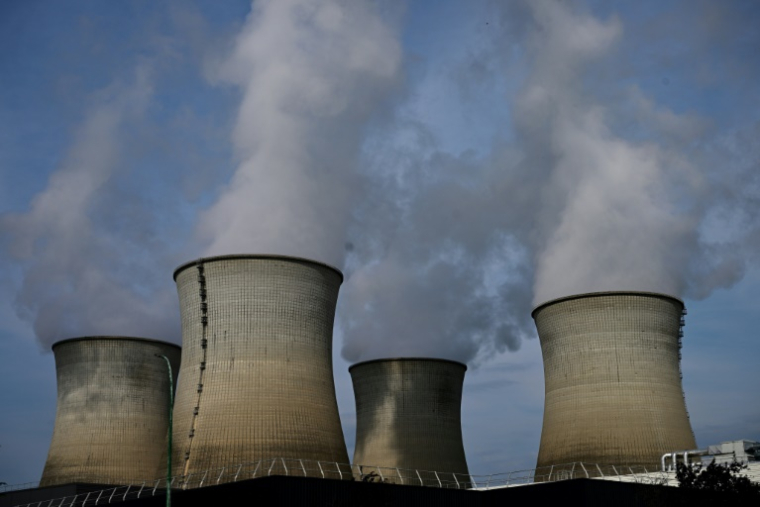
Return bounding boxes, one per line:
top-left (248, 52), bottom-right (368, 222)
top-left (198, 0), bottom-right (402, 267)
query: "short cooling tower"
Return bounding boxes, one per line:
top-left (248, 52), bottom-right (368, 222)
top-left (350, 358), bottom-right (470, 486)
top-left (171, 255), bottom-right (349, 481)
top-left (40, 337), bottom-right (181, 487)
top-left (533, 291), bottom-right (697, 470)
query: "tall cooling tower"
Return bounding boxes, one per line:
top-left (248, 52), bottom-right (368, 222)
top-left (533, 291), bottom-right (697, 470)
top-left (171, 255), bottom-right (349, 481)
top-left (350, 358), bottom-right (470, 486)
top-left (40, 337), bottom-right (181, 487)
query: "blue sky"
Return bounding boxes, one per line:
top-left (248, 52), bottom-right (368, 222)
top-left (1, 0), bottom-right (758, 484)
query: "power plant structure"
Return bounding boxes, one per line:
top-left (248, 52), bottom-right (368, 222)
top-left (40, 336), bottom-right (181, 487)
top-left (350, 358), bottom-right (470, 485)
top-left (171, 254), bottom-right (349, 482)
top-left (532, 291), bottom-right (697, 470)
top-left (10, 272), bottom-right (759, 506)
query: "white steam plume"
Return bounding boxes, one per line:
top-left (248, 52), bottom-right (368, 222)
top-left (0, 67), bottom-right (179, 346)
top-left (5, 0), bottom-right (757, 364)
top-left (339, 0), bottom-right (760, 364)
top-left (513, 1), bottom-right (698, 305)
top-left (514, 0), bottom-right (754, 306)
top-left (197, 0), bottom-right (402, 267)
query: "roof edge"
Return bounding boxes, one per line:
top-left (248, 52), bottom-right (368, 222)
top-left (52, 336), bottom-right (181, 351)
top-left (531, 290), bottom-right (684, 318)
top-left (349, 357), bottom-right (467, 372)
top-left (173, 254), bottom-right (343, 282)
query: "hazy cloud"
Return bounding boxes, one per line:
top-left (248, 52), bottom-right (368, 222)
top-left (197, 0), bottom-right (403, 267)
top-left (339, 0), bottom-right (760, 363)
top-left (0, 67), bottom-right (182, 345)
top-left (2, 0), bottom-right (758, 364)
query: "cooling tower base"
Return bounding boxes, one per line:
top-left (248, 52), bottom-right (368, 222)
top-left (2, 476), bottom-right (744, 507)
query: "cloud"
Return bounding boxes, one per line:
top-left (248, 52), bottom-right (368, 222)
top-left (3, 0), bottom-right (757, 365)
top-left (0, 3), bottom-right (246, 349)
top-left (0, 66), bottom-right (184, 346)
top-left (338, 0), bottom-right (760, 364)
top-left (196, 0), bottom-right (403, 267)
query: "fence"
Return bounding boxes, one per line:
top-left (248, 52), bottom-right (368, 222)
top-left (7, 458), bottom-right (760, 506)
top-left (472, 462), bottom-right (675, 489)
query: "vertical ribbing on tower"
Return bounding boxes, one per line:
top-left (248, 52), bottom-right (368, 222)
top-left (533, 291), bottom-right (697, 470)
top-left (171, 255), bottom-right (349, 483)
top-left (40, 337), bottom-right (181, 487)
top-left (350, 358), bottom-right (470, 485)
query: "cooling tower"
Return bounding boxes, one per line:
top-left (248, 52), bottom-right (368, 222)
top-left (350, 358), bottom-right (470, 486)
top-left (171, 255), bottom-right (349, 480)
top-left (533, 291), bottom-right (697, 470)
top-left (40, 337), bottom-right (181, 487)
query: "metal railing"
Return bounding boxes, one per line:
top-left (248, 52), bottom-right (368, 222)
top-left (8, 458), bottom-right (471, 507)
top-left (9, 482), bottom-right (162, 507)
top-left (8, 458), bottom-right (760, 506)
top-left (471, 462), bottom-right (675, 489)
top-left (471, 460), bottom-right (760, 489)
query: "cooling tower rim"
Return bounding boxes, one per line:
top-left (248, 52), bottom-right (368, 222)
top-left (531, 290), bottom-right (684, 318)
top-left (173, 253), bottom-right (343, 282)
top-left (349, 357), bottom-right (467, 373)
top-left (52, 336), bottom-right (181, 352)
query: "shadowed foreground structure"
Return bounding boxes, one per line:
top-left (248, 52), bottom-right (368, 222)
top-left (350, 358), bottom-right (469, 484)
top-left (171, 255), bottom-right (349, 481)
top-left (40, 337), bottom-right (181, 487)
top-left (533, 291), bottom-right (697, 469)
top-left (2, 476), bottom-right (745, 507)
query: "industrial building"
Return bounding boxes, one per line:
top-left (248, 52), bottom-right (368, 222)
top-left (0, 476), bottom-right (723, 507)
top-left (5, 456), bottom-right (758, 506)
top-left (39, 337), bottom-right (180, 487)
top-left (4, 254), bottom-right (757, 506)
top-left (350, 358), bottom-right (470, 485)
top-left (170, 254), bottom-right (349, 481)
top-left (532, 291), bottom-right (697, 469)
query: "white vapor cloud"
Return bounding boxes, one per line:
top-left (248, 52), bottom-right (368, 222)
top-left (519, 0), bottom-right (756, 306)
top-left (511, 0), bottom-right (699, 304)
top-left (0, 67), bottom-right (180, 345)
top-left (197, 0), bottom-right (403, 267)
top-left (3, 0), bottom-right (757, 367)
top-left (339, 0), bottom-right (760, 364)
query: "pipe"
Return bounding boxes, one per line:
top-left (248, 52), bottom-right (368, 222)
top-left (682, 449), bottom-right (707, 468)
top-left (155, 354), bottom-right (174, 507)
top-left (661, 453), bottom-right (670, 472)
top-left (661, 449), bottom-right (707, 471)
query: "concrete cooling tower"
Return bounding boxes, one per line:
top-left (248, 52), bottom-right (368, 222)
top-left (533, 291), bottom-right (697, 470)
top-left (171, 255), bottom-right (349, 481)
top-left (40, 337), bottom-right (181, 487)
top-left (350, 358), bottom-right (470, 486)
